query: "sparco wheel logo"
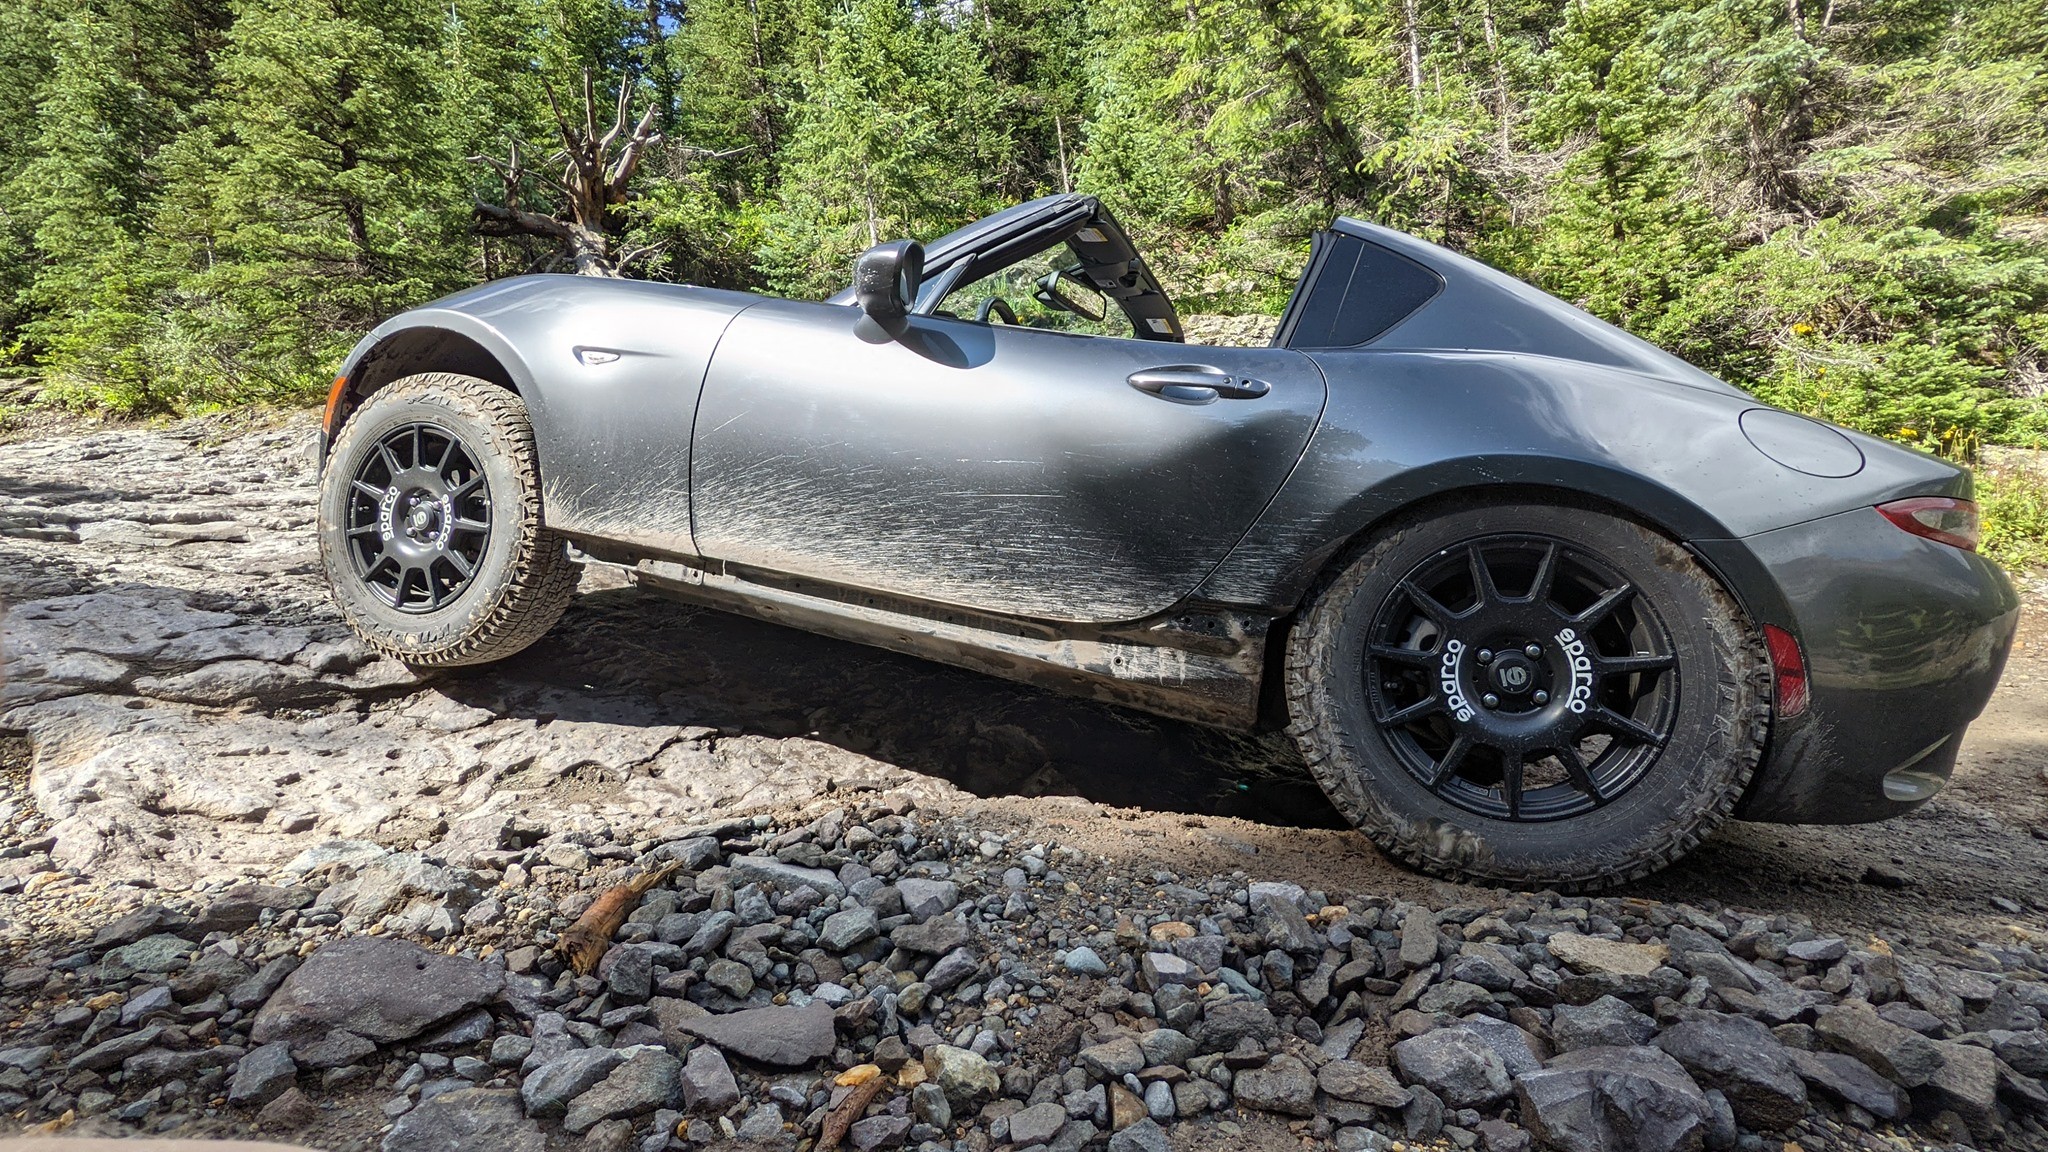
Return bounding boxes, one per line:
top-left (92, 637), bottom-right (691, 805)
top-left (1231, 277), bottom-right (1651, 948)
top-left (377, 486), bottom-right (399, 542)
top-left (1440, 639), bottom-right (1474, 722)
top-left (1555, 627), bottom-right (1595, 713)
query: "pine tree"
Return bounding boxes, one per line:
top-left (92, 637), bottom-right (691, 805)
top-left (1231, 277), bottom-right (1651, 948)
top-left (1521, 0), bottom-right (1726, 332)
top-left (759, 0), bottom-right (1010, 297)
top-left (974, 0), bottom-right (1088, 199)
top-left (1078, 0), bottom-right (1371, 312)
top-left (163, 0), bottom-right (474, 400)
top-left (0, 0), bottom-right (58, 350)
top-left (4, 0), bottom-right (229, 407)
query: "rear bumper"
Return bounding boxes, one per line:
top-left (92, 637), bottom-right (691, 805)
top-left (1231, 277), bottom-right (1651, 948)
top-left (1696, 506), bottom-right (2020, 824)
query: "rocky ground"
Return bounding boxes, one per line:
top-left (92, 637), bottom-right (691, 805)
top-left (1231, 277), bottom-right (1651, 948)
top-left (1, 410), bottom-right (2047, 1152)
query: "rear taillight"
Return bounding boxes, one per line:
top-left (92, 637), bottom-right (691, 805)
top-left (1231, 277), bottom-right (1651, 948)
top-left (1763, 624), bottom-right (1809, 718)
top-left (1876, 497), bottom-right (1980, 551)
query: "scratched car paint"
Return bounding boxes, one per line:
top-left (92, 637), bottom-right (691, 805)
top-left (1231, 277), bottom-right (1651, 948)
top-left (316, 192), bottom-right (2020, 889)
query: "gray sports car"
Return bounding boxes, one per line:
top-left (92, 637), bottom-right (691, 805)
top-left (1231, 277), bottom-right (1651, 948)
top-left (317, 193), bottom-right (2020, 890)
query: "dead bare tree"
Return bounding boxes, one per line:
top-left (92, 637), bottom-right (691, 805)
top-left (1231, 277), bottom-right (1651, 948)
top-left (472, 71), bottom-right (742, 277)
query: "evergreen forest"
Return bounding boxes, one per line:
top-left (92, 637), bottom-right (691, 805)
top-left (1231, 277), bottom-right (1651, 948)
top-left (1, 0), bottom-right (2044, 562)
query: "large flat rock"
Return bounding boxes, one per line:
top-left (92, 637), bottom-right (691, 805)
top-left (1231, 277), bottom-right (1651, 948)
top-left (250, 936), bottom-right (504, 1048)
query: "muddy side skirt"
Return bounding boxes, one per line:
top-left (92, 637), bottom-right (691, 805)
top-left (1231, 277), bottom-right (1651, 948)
top-left (618, 556), bottom-right (1269, 729)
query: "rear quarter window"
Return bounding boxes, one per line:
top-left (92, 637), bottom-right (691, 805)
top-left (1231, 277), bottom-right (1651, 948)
top-left (1278, 232), bottom-right (1443, 348)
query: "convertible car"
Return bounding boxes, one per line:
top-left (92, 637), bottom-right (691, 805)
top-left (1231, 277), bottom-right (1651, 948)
top-left (316, 193), bottom-right (2020, 890)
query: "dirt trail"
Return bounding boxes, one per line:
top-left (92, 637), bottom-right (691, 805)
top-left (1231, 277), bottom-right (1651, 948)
top-left (0, 409), bottom-right (2043, 956)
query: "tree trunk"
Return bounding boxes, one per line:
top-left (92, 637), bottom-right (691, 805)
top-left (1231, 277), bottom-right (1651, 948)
top-left (1403, 0), bottom-right (1425, 101)
top-left (469, 71), bottom-right (663, 277)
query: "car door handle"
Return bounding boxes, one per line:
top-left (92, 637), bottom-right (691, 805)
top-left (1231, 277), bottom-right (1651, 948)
top-left (1127, 366), bottom-right (1272, 404)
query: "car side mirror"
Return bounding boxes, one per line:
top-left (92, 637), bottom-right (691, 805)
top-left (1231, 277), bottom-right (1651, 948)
top-left (1034, 267), bottom-right (1107, 323)
top-left (854, 239), bottom-right (925, 340)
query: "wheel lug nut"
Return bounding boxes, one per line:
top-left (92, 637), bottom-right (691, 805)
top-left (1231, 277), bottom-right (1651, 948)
top-left (1476, 649), bottom-right (1494, 664)
top-left (1533, 690), bottom-right (1550, 704)
top-left (1481, 693), bottom-right (1500, 709)
top-left (1525, 643), bottom-right (1542, 658)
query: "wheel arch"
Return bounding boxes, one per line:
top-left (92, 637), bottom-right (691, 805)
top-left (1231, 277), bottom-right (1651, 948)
top-left (322, 314), bottom-right (534, 465)
top-left (1251, 465), bottom-right (1791, 727)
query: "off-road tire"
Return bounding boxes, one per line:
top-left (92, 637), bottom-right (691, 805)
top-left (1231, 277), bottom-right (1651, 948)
top-left (318, 372), bottom-right (577, 667)
top-left (1285, 501), bottom-right (1770, 891)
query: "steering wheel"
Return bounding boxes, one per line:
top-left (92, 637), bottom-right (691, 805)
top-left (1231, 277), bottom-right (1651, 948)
top-left (976, 297), bottom-right (1019, 325)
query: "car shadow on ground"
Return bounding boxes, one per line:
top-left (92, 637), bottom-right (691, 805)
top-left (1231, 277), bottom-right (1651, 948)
top-left (437, 583), bottom-right (1349, 830)
top-left (428, 581), bottom-right (2048, 943)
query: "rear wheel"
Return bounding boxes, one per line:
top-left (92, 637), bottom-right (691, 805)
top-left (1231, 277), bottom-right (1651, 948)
top-left (318, 372), bottom-right (577, 667)
top-left (1285, 501), bottom-right (1769, 890)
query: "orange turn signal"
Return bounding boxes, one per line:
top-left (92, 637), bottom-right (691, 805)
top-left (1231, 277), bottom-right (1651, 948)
top-left (322, 374), bottom-right (350, 439)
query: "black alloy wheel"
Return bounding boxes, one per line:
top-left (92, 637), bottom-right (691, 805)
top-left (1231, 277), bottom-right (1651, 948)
top-left (318, 372), bottom-right (577, 668)
top-left (344, 422), bottom-right (493, 612)
top-left (1284, 501), bottom-right (1769, 891)
top-left (1365, 535), bottom-right (1678, 821)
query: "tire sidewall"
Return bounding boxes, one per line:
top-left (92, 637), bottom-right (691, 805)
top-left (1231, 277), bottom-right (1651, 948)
top-left (1302, 502), bottom-right (1760, 885)
top-left (318, 380), bottom-right (535, 654)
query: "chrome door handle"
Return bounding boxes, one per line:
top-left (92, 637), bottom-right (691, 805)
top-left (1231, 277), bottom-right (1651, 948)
top-left (1127, 366), bottom-right (1271, 404)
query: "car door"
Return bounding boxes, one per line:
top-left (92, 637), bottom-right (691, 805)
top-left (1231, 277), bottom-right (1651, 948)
top-left (689, 298), bottom-right (1327, 623)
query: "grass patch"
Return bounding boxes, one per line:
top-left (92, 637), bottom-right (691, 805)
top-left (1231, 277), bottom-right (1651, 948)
top-left (1978, 454), bottom-right (2048, 574)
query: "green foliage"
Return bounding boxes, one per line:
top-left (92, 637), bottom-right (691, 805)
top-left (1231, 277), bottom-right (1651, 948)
top-left (0, 0), bottom-right (2043, 569)
top-left (1979, 460), bottom-right (2048, 573)
top-left (153, 0), bottom-right (476, 403)
top-left (759, 0), bottom-right (1012, 296)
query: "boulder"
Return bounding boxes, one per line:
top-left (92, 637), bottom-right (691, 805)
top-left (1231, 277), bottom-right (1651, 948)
top-left (1553, 996), bottom-right (1659, 1053)
top-left (1399, 909), bottom-right (1441, 971)
top-left (1250, 884), bottom-right (1317, 952)
top-left (895, 878), bottom-right (958, 921)
top-left (680, 1045), bottom-right (739, 1112)
top-left (672, 1001), bottom-right (836, 1067)
top-left (1078, 1037), bottom-right (1146, 1080)
top-left (1232, 1053), bottom-right (1318, 1116)
top-left (1514, 1046), bottom-right (1710, 1152)
top-left (67, 1025), bottom-right (165, 1072)
top-left (198, 883), bottom-right (316, 933)
top-left (228, 1041), bottom-right (298, 1108)
top-left (729, 855), bottom-right (845, 898)
top-left (1140, 952), bottom-right (1199, 990)
top-left (924, 947), bottom-right (979, 992)
top-left (1547, 934), bottom-right (1669, 979)
top-left (562, 1049), bottom-right (683, 1134)
top-left (1655, 1015), bottom-right (1807, 1131)
top-left (382, 1088), bottom-right (543, 1152)
top-left (1457, 1015), bottom-right (1544, 1077)
top-left (522, 1047), bottom-right (625, 1118)
top-left (1786, 1048), bottom-right (1908, 1120)
top-left (1814, 1001), bottom-right (1942, 1087)
top-left (1924, 1040), bottom-right (2000, 1140)
top-left (250, 936), bottom-right (503, 1048)
top-left (924, 1045), bottom-right (999, 1113)
top-left (1063, 947), bottom-right (1108, 977)
top-left (891, 914), bottom-right (969, 956)
top-left (849, 1113), bottom-right (912, 1150)
top-left (1009, 1100), bottom-right (1068, 1146)
top-left (1192, 999), bottom-right (1280, 1054)
top-left (1108, 1118), bottom-right (1171, 1152)
top-left (1392, 1026), bottom-right (1512, 1108)
top-left (819, 907), bottom-right (880, 952)
top-left (1318, 1060), bottom-right (1411, 1108)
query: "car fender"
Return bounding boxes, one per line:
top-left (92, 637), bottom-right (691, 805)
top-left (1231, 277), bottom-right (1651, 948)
top-left (1194, 348), bottom-right (1964, 620)
top-left (330, 275), bottom-right (764, 557)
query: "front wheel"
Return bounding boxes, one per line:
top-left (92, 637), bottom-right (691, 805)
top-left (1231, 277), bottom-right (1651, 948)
top-left (1285, 501), bottom-right (1769, 891)
top-left (318, 372), bottom-right (578, 667)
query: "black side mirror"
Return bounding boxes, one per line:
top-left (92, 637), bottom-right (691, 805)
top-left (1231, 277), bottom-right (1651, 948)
top-left (854, 239), bottom-right (925, 339)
